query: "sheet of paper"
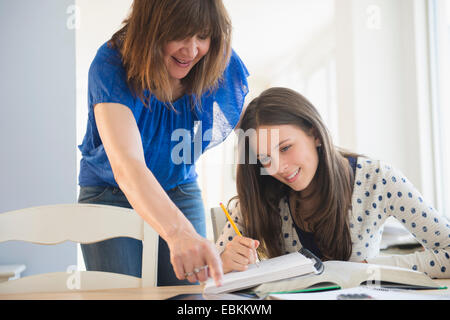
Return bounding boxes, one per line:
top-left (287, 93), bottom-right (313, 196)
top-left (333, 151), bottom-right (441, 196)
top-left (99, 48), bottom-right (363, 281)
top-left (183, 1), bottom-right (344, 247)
top-left (218, 252), bottom-right (314, 283)
top-left (269, 286), bottom-right (450, 300)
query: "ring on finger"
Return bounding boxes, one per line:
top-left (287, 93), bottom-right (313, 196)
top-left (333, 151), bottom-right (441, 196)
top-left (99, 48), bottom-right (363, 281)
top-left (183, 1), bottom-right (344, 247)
top-left (184, 271), bottom-right (195, 277)
top-left (194, 265), bottom-right (208, 274)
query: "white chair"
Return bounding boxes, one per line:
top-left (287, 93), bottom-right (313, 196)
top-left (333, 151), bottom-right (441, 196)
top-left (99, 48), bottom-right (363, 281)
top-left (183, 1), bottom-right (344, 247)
top-left (0, 203), bottom-right (159, 294)
top-left (210, 207), bottom-right (228, 243)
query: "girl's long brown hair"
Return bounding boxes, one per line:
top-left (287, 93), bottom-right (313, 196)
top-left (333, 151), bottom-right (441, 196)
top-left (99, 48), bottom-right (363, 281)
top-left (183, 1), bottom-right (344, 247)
top-left (233, 87), bottom-right (359, 261)
top-left (108, 0), bottom-right (232, 108)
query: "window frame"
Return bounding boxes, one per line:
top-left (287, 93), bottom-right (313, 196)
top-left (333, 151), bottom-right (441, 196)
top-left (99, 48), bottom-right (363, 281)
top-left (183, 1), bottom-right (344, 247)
top-left (427, 0), bottom-right (450, 217)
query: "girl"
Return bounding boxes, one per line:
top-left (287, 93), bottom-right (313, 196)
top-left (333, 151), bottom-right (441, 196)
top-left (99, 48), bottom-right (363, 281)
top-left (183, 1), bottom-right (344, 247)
top-left (216, 87), bottom-right (450, 279)
top-left (78, 0), bottom-right (249, 286)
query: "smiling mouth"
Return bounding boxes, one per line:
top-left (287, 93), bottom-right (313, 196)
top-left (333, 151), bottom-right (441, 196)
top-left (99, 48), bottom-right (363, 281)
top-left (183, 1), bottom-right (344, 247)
top-left (285, 168), bottom-right (300, 183)
top-left (172, 57), bottom-right (193, 67)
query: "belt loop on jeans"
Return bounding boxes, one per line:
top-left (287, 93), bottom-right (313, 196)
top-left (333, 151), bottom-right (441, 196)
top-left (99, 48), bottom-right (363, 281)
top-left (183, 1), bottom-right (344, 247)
top-left (112, 187), bottom-right (120, 194)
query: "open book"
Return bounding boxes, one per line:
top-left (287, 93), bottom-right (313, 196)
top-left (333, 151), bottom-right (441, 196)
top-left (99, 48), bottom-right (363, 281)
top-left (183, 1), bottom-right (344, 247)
top-left (203, 249), bottom-right (321, 295)
top-left (253, 260), bottom-right (443, 297)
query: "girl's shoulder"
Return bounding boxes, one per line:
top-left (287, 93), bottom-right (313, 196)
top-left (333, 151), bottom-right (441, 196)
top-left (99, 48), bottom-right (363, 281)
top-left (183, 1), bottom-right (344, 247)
top-left (355, 156), bottom-right (382, 173)
top-left (353, 156), bottom-right (410, 187)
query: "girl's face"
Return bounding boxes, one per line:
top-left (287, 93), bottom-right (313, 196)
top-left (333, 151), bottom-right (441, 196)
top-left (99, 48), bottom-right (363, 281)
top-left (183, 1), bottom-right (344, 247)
top-left (253, 124), bottom-right (321, 192)
top-left (163, 34), bottom-right (211, 83)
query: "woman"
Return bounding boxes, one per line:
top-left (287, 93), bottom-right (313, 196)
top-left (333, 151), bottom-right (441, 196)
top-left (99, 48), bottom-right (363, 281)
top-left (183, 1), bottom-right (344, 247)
top-left (78, 0), bottom-right (249, 286)
top-left (216, 87), bottom-right (450, 279)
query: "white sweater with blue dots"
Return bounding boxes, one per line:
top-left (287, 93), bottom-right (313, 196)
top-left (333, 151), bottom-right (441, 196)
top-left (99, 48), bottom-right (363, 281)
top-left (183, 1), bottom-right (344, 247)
top-left (216, 157), bottom-right (450, 278)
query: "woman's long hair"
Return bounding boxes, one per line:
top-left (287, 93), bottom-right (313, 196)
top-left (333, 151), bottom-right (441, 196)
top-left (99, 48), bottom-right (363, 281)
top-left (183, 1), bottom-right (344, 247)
top-left (108, 0), bottom-right (232, 108)
top-left (233, 87), bottom-right (358, 261)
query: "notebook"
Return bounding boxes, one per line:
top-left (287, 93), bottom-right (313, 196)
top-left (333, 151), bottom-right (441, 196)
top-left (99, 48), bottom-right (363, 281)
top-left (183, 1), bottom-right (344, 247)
top-left (203, 248), bottom-right (322, 295)
top-left (268, 285), bottom-right (450, 300)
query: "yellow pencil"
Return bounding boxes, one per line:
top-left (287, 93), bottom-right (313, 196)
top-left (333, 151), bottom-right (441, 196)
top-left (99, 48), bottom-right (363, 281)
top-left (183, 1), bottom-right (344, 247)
top-left (219, 202), bottom-right (260, 266)
top-left (220, 202), bottom-right (242, 236)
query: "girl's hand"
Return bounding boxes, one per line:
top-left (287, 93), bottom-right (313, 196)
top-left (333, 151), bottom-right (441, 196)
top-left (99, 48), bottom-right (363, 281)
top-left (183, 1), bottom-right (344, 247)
top-left (220, 236), bottom-right (260, 274)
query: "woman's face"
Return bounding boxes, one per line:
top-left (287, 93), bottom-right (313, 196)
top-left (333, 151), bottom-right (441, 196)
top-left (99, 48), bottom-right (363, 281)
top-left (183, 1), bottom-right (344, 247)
top-left (163, 34), bottom-right (211, 83)
top-left (253, 124), bottom-right (321, 192)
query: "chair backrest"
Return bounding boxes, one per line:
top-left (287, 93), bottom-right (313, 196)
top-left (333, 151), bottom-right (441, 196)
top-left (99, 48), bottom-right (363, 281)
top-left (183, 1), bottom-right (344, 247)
top-left (210, 207), bottom-right (228, 243)
top-left (0, 204), bottom-right (158, 294)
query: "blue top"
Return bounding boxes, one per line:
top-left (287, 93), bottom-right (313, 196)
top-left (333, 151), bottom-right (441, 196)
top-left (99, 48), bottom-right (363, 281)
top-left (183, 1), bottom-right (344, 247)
top-left (78, 42), bottom-right (249, 191)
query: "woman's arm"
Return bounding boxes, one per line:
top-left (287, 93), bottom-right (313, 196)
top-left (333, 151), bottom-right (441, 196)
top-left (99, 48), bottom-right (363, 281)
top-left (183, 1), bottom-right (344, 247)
top-left (94, 102), bottom-right (223, 285)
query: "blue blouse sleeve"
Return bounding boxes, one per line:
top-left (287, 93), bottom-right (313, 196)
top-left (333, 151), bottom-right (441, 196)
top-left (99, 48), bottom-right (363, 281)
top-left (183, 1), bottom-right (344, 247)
top-left (201, 49), bottom-right (250, 151)
top-left (88, 43), bottom-right (136, 113)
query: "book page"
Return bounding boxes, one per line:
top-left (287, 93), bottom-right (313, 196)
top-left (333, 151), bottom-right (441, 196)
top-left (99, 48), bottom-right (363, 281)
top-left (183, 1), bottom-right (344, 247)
top-left (224, 252), bottom-right (314, 281)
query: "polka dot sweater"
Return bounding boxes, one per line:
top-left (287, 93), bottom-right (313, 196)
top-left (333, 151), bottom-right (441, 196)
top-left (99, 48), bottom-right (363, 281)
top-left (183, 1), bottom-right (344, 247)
top-left (215, 157), bottom-right (450, 278)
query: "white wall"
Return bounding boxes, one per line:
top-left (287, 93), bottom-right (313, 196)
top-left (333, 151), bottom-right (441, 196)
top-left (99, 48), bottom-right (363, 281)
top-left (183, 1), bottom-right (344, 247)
top-left (429, 0), bottom-right (450, 216)
top-left (75, 0), bottom-right (133, 270)
top-left (75, 0), bottom-right (133, 180)
top-left (0, 0), bottom-right (78, 276)
top-left (335, 0), bottom-right (436, 206)
top-left (200, 1), bottom-right (337, 241)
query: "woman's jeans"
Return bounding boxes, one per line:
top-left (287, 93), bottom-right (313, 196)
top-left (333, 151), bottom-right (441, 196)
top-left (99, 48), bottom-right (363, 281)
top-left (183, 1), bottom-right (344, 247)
top-left (78, 181), bottom-right (206, 286)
